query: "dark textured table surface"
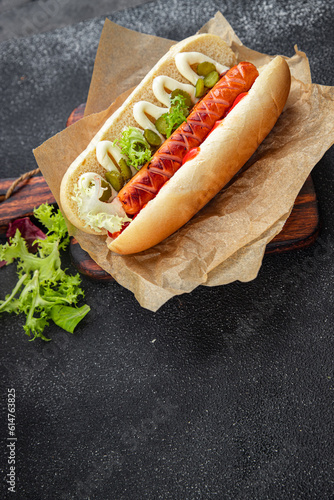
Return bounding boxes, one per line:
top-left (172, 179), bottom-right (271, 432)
top-left (1, 1), bottom-right (334, 499)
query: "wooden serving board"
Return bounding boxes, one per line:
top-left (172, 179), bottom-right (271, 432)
top-left (0, 103), bottom-right (319, 281)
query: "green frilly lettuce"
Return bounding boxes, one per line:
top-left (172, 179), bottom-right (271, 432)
top-left (0, 204), bottom-right (90, 341)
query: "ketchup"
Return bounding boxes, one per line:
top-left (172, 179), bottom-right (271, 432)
top-left (207, 92), bottom-right (249, 139)
top-left (182, 147), bottom-right (201, 165)
top-left (223, 92), bottom-right (248, 118)
top-left (108, 221), bottom-right (130, 239)
top-left (209, 119), bottom-right (223, 135)
top-left (108, 204), bottom-right (146, 239)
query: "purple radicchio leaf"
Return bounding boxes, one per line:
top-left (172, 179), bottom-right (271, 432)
top-left (6, 217), bottom-right (46, 253)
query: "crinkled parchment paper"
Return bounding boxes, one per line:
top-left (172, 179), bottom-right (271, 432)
top-left (33, 12), bottom-right (334, 311)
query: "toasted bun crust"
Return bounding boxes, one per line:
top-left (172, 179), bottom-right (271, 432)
top-left (108, 56), bottom-right (291, 255)
top-left (60, 34), bottom-right (236, 233)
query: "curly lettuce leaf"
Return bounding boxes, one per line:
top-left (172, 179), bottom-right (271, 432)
top-left (34, 203), bottom-right (70, 252)
top-left (72, 174), bottom-right (130, 233)
top-left (34, 203), bottom-right (68, 240)
top-left (0, 230), bottom-right (63, 283)
top-left (164, 94), bottom-right (190, 138)
top-left (0, 229), bottom-right (31, 267)
top-left (0, 273), bottom-right (27, 314)
top-left (50, 304), bottom-right (90, 334)
top-left (0, 204), bottom-right (89, 341)
top-left (114, 126), bottom-right (152, 170)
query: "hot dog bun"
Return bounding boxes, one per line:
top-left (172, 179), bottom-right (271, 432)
top-left (107, 55), bottom-right (291, 254)
top-left (60, 33), bottom-right (237, 234)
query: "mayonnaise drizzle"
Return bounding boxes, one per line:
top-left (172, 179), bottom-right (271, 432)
top-left (175, 52), bottom-right (229, 86)
top-left (133, 101), bottom-right (167, 139)
top-left (152, 75), bottom-right (197, 107)
top-left (96, 141), bottom-right (127, 173)
top-left (78, 171), bottom-right (117, 199)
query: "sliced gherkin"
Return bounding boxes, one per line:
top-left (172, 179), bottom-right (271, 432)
top-left (99, 179), bottom-right (112, 201)
top-left (197, 61), bottom-right (216, 77)
top-left (105, 171), bottom-right (124, 192)
top-left (195, 78), bottom-right (205, 98)
top-left (203, 71), bottom-right (219, 88)
top-left (155, 114), bottom-right (168, 136)
top-left (118, 158), bottom-right (132, 181)
top-left (144, 129), bottom-right (161, 147)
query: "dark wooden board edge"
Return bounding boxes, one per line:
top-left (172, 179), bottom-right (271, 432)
top-left (266, 175), bottom-right (320, 253)
top-left (0, 176), bottom-right (56, 234)
top-left (70, 238), bottom-right (112, 280)
top-left (66, 103), bottom-right (87, 128)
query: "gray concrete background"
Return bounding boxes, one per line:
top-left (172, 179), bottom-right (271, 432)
top-left (0, 0), bottom-right (151, 41)
top-left (1, 1), bottom-right (334, 499)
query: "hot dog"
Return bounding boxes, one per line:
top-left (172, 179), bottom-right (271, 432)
top-left (60, 33), bottom-right (291, 255)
